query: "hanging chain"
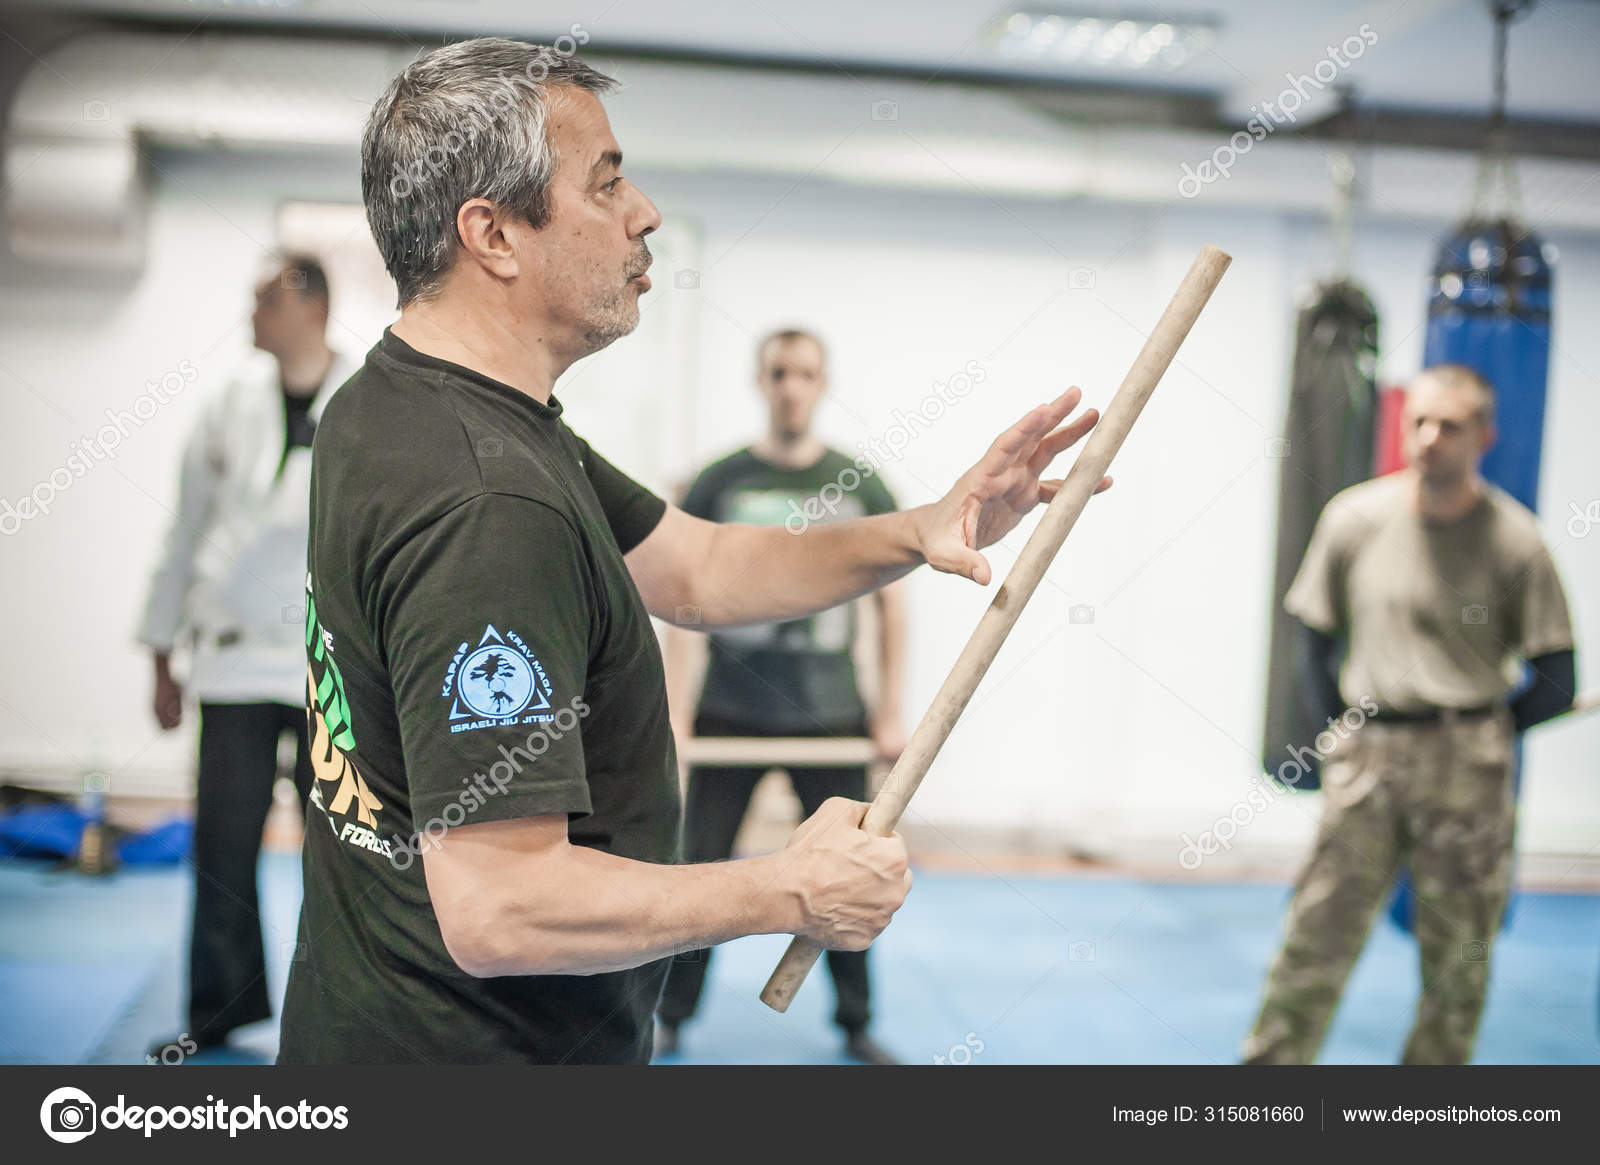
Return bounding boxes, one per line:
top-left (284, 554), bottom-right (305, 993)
top-left (1491, 2), bottom-right (1511, 128)
top-left (1471, 0), bottom-right (1534, 221)
top-left (1329, 152), bottom-right (1356, 279)
top-left (1325, 87), bottom-right (1360, 280)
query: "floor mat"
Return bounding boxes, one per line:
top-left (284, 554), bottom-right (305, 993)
top-left (2, 857), bottom-right (1595, 1065)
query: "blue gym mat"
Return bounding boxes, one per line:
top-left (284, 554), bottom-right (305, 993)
top-left (1, 854), bottom-right (1595, 1064)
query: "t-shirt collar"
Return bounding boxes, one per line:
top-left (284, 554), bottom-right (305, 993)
top-left (377, 327), bottom-right (565, 421)
top-left (744, 444), bottom-right (831, 475)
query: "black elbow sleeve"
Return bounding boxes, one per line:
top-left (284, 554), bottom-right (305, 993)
top-left (1511, 650), bottom-right (1577, 734)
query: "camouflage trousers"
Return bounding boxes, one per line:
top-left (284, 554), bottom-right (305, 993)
top-left (1243, 706), bottom-right (1517, 1064)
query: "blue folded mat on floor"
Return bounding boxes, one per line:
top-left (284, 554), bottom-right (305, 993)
top-left (0, 803), bottom-right (192, 865)
top-left (117, 819), bottom-right (192, 865)
top-left (0, 804), bottom-right (84, 859)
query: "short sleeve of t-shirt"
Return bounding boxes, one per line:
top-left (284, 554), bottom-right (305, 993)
top-left (1508, 545), bottom-right (1575, 659)
top-left (1284, 505), bottom-right (1350, 635)
top-left (858, 467), bottom-right (898, 517)
top-left (378, 492), bottom-right (595, 826)
top-left (574, 436), bottom-right (666, 554)
top-left (678, 463), bottom-right (723, 521)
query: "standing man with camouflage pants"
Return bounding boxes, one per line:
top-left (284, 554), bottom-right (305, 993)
top-left (1244, 364), bottom-right (1577, 1064)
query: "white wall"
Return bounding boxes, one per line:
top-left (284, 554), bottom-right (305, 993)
top-left (2, 139), bottom-right (1595, 860)
top-left (598, 168), bottom-right (1600, 861)
top-left (0, 150), bottom-right (363, 794)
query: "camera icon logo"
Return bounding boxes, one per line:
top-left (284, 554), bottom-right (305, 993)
top-left (1069, 939), bottom-right (1097, 962)
top-left (1461, 603), bottom-right (1488, 626)
top-left (871, 99), bottom-right (898, 121)
top-left (1460, 939), bottom-right (1489, 963)
top-left (1068, 267), bottom-right (1096, 290)
top-left (475, 437), bottom-right (504, 458)
top-left (673, 269), bottom-right (700, 290)
top-left (82, 100), bottom-right (110, 122)
top-left (40, 1086), bottom-right (97, 1143)
top-left (1264, 436), bottom-right (1290, 458)
top-left (1068, 603), bottom-right (1095, 625)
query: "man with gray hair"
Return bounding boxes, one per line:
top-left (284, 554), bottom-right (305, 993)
top-left (280, 38), bottom-right (1106, 1064)
top-left (1244, 363), bottom-right (1577, 1064)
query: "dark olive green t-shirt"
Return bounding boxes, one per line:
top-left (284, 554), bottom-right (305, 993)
top-left (279, 329), bottom-right (678, 1064)
top-left (681, 447), bottom-right (897, 733)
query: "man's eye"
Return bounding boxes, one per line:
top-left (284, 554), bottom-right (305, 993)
top-left (605, 177), bottom-right (623, 192)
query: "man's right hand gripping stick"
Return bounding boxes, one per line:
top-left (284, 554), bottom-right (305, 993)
top-left (759, 244), bottom-right (1234, 1012)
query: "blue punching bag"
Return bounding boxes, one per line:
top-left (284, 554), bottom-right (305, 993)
top-left (1424, 221), bottom-right (1553, 511)
top-left (1387, 220), bottom-right (1554, 935)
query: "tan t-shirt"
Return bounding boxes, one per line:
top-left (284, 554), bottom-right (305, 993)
top-left (1285, 474), bottom-right (1574, 714)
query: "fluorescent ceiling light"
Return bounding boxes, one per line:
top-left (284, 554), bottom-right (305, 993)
top-left (989, 10), bottom-right (1216, 70)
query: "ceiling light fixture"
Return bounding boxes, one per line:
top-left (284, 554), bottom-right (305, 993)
top-left (989, 10), bottom-right (1217, 70)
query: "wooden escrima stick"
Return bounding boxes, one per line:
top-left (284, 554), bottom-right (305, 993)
top-left (760, 245), bottom-right (1234, 1011)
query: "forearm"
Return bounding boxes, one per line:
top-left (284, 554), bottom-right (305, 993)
top-left (696, 510), bottom-right (924, 627)
top-left (1296, 622), bottom-right (1345, 723)
top-left (139, 419), bottom-right (218, 648)
top-left (137, 565), bottom-right (196, 652)
top-left (1511, 649), bottom-right (1577, 733)
top-left (663, 624), bottom-right (703, 739)
top-left (443, 842), bottom-right (798, 978)
top-left (875, 585), bottom-right (907, 719)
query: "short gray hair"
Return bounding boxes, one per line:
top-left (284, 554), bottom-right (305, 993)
top-left (1416, 362), bottom-right (1497, 423)
top-left (362, 37), bottom-right (618, 307)
top-left (757, 328), bottom-right (827, 373)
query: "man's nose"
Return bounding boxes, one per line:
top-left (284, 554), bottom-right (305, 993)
top-left (630, 184), bottom-right (662, 238)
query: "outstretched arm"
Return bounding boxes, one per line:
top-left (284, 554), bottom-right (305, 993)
top-left (627, 387), bottom-right (1109, 628)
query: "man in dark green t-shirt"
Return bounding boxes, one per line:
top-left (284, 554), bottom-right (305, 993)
top-left (657, 329), bottom-right (905, 1063)
top-left (279, 39), bottom-right (1107, 1065)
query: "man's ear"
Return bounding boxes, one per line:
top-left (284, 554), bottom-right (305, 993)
top-left (455, 198), bottom-right (519, 282)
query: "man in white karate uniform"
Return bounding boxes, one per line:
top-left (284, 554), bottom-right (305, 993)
top-left (138, 253), bottom-right (355, 1057)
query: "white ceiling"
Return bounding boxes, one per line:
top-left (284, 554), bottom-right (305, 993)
top-left (34, 0), bottom-right (1600, 123)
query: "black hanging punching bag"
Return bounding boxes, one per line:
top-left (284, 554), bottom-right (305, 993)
top-left (1262, 281), bottom-right (1380, 790)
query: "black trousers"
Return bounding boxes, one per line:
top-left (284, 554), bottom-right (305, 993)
top-left (189, 701), bottom-right (314, 1043)
top-left (658, 715), bottom-right (872, 1033)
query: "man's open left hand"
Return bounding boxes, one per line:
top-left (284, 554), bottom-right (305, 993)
top-left (912, 386), bottom-right (1111, 585)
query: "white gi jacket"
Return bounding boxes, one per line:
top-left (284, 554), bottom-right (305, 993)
top-left (136, 349), bottom-right (356, 704)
